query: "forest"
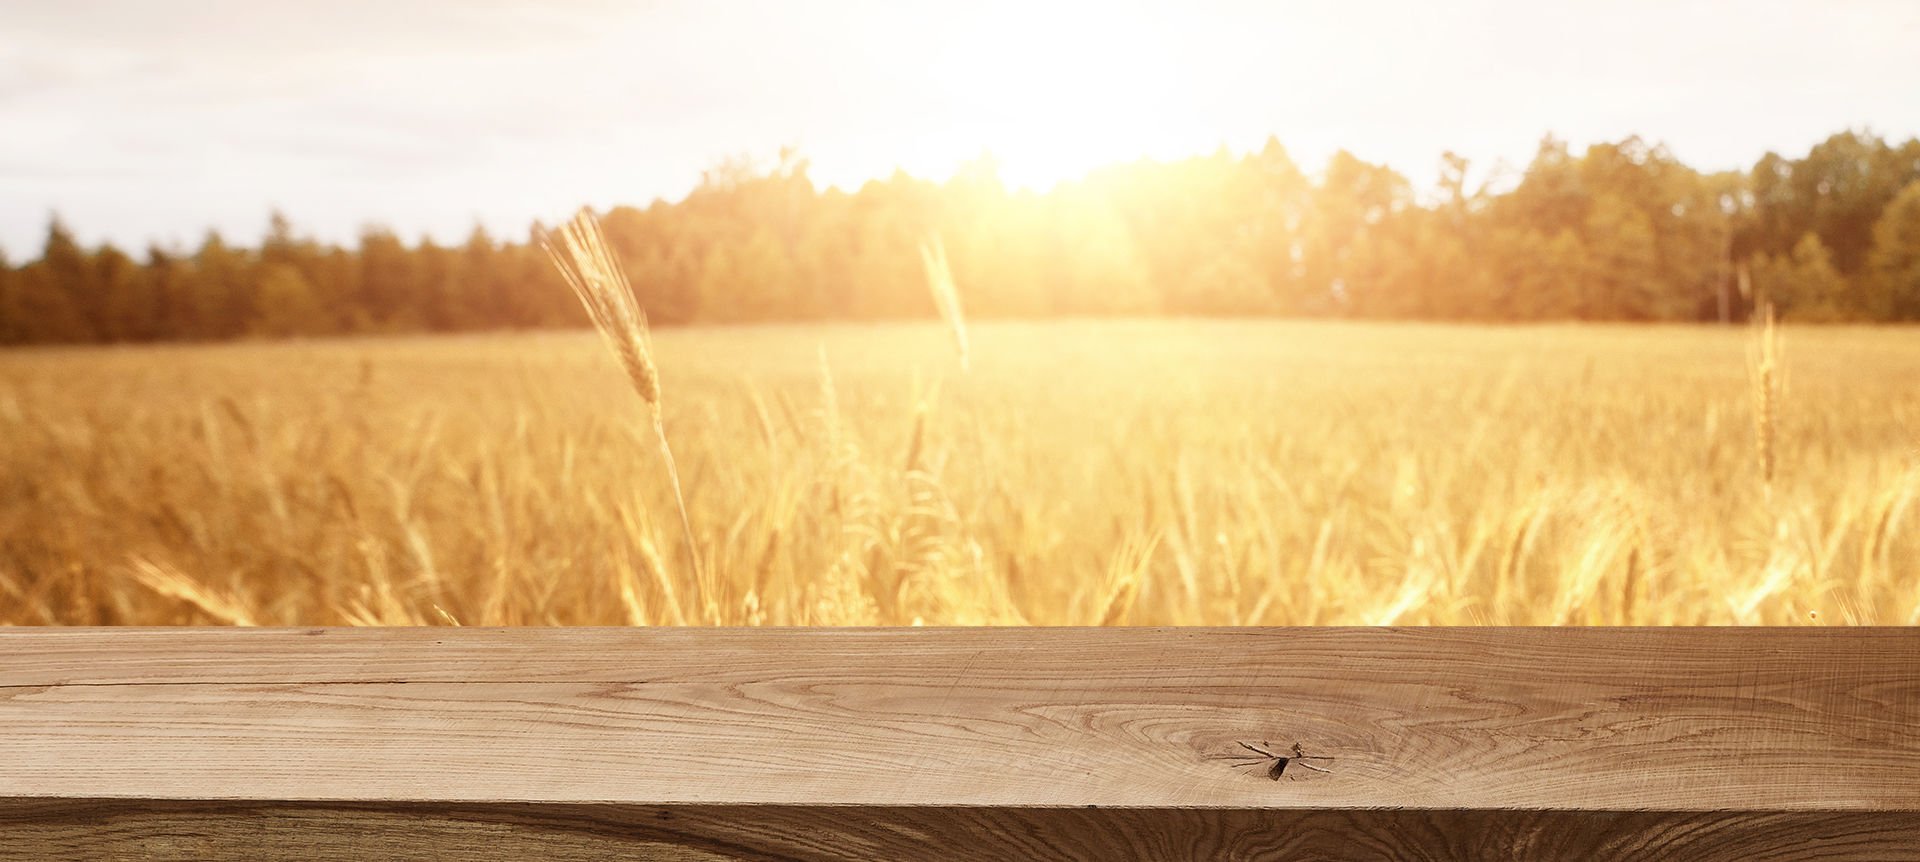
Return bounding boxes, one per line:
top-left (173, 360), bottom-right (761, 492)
top-left (3, 129), bottom-right (1920, 345)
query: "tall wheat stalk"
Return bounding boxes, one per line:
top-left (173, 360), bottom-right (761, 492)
top-left (920, 236), bottom-right (969, 372)
top-left (541, 210), bottom-right (703, 612)
top-left (1749, 300), bottom-right (1781, 497)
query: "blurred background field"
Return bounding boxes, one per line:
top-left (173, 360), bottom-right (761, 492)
top-left (3, 319), bottom-right (1915, 626)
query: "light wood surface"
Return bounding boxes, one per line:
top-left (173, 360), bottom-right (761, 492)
top-left (2, 627), bottom-right (1917, 859)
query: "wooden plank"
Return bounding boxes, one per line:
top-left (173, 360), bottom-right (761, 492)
top-left (2, 628), bottom-right (1917, 859)
top-left (5, 800), bottom-right (1918, 862)
top-left (3, 628), bottom-right (1916, 810)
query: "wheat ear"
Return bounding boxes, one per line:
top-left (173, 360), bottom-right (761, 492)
top-left (920, 236), bottom-right (969, 372)
top-left (540, 210), bottom-right (704, 613)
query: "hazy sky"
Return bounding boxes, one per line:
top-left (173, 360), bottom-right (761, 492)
top-left (3, 0), bottom-right (1918, 255)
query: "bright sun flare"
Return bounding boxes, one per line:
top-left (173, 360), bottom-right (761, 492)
top-left (921, 5), bottom-right (1195, 188)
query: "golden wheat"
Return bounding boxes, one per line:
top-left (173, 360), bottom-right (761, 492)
top-left (920, 236), bottom-right (969, 372)
top-left (1749, 300), bottom-right (1782, 496)
top-left (1, 320), bottom-right (1916, 626)
top-left (539, 210), bottom-right (707, 618)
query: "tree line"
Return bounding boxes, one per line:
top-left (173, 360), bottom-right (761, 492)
top-left (4, 130), bottom-right (1920, 345)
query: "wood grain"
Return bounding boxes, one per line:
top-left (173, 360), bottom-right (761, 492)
top-left (2, 628), bottom-right (1917, 859)
top-left (5, 800), bottom-right (1918, 862)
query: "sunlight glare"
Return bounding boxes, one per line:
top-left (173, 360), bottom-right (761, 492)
top-left (923, 4), bottom-right (1193, 188)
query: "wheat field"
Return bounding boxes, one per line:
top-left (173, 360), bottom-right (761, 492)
top-left (1, 319), bottom-right (1916, 626)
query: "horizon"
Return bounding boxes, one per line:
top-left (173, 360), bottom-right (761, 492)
top-left (15, 128), bottom-right (1909, 255)
top-left (6, 0), bottom-right (1920, 254)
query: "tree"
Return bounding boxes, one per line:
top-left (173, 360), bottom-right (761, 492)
top-left (501, 225), bottom-right (575, 327)
top-left (1498, 137), bottom-right (1587, 236)
top-left (1245, 139), bottom-right (1315, 313)
top-left (1488, 228), bottom-right (1588, 320)
top-left (1865, 180), bottom-right (1920, 320)
top-left (1750, 233), bottom-right (1849, 320)
top-left (1309, 151), bottom-right (1412, 314)
top-left (192, 231), bottom-right (251, 339)
top-left (256, 212), bottom-right (337, 333)
top-left (0, 248), bottom-right (18, 344)
top-left (1743, 132), bottom-right (1920, 276)
top-left (357, 227), bottom-right (418, 329)
top-left (146, 245), bottom-right (196, 340)
top-left (415, 237), bottom-right (468, 331)
top-left (5, 130), bottom-right (1920, 343)
top-left (1582, 194), bottom-right (1661, 318)
top-left (459, 225), bottom-right (505, 329)
top-left (1421, 152), bottom-right (1498, 318)
top-left (710, 229), bottom-right (795, 320)
top-left (251, 263), bottom-right (328, 336)
top-left (260, 212), bottom-right (311, 273)
top-left (94, 242), bottom-right (157, 341)
top-left (311, 247), bottom-right (361, 334)
top-left (1405, 212), bottom-right (1486, 318)
top-left (11, 218), bottom-right (96, 342)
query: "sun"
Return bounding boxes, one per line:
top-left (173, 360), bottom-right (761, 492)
top-left (921, 4), bottom-right (1195, 189)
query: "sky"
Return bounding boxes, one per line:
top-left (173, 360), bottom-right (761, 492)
top-left (3, 0), bottom-right (1918, 256)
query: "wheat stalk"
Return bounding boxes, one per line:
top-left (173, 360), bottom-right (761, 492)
top-left (1748, 300), bottom-right (1781, 496)
top-left (129, 558), bottom-right (258, 626)
top-left (540, 209), bottom-right (704, 616)
top-left (1097, 532), bottom-right (1160, 625)
top-left (920, 236), bottom-right (969, 372)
